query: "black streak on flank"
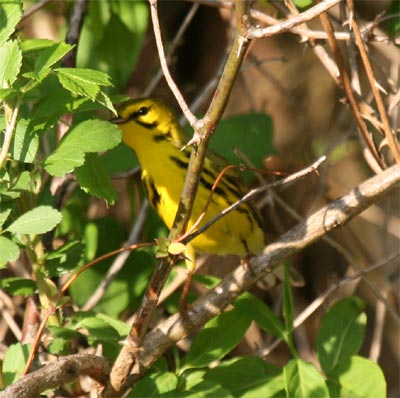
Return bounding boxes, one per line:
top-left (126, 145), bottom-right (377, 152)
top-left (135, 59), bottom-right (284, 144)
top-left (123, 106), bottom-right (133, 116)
top-left (143, 174), bottom-right (161, 209)
top-left (170, 155), bottom-right (189, 170)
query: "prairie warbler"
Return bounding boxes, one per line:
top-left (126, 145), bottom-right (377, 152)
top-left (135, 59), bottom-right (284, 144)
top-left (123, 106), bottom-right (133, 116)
top-left (115, 98), bottom-right (265, 268)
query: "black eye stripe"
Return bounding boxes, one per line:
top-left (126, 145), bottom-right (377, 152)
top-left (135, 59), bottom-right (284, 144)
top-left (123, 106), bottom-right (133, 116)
top-left (128, 106), bottom-right (151, 121)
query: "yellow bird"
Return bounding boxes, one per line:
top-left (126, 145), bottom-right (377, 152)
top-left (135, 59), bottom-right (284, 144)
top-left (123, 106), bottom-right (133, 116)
top-left (115, 98), bottom-right (265, 268)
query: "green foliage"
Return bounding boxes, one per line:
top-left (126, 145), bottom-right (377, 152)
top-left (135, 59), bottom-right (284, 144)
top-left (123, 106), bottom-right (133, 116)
top-left (2, 343), bottom-right (31, 386)
top-left (316, 296), bottom-right (366, 375)
top-left (77, 0), bottom-right (148, 91)
top-left (123, 284), bottom-right (386, 398)
top-left (0, 2), bottom-right (389, 397)
top-left (181, 308), bottom-right (252, 371)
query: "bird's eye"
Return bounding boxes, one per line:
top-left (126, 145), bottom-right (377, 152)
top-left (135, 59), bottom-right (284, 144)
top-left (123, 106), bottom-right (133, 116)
top-left (137, 106), bottom-right (149, 116)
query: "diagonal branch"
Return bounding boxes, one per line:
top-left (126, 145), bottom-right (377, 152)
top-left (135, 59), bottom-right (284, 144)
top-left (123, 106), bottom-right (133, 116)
top-left (127, 163), bottom-right (400, 382)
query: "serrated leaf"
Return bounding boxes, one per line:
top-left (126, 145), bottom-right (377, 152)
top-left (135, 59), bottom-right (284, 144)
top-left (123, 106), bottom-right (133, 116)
top-left (0, 39), bottom-right (22, 87)
top-left (182, 308), bottom-right (251, 371)
top-left (44, 145), bottom-right (86, 176)
top-left (234, 292), bottom-right (285, 339)
top-left (34, 42), bottom-right (73, 72)
top-left (61, 119), bottom-right (121, 152)
top-left (327, 356), bottom-right (386, 398)
top-left (20, 38), bottom-right (57, 53)
top-left (75, 153), bottom-right (118, 204)
top-left (55, 67), bottom-right (113, 101)
top-left (0, 236), bottom-right (20, 268)
top-left (96, 90), bottom-right (117, 115)
top-left (0, 1), bottom-right (22, 46)
top-left (317, 297), bottom-right (366, 375)
top-left (44, 120), bottom-right (121, 177)
top-left (284, 358), bottom-right (329, 398)
top-left (6, 206), bottom-right (62, 234)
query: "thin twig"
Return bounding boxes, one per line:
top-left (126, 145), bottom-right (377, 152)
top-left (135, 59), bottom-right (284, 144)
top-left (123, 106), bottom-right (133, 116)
top-left (319, 10), bottom-right (384, 171)
top-left (184, 156), bottom-right (326, 244)
top-left (21, 0), bottom-right (54, 21)
top-left (144, 3), bottom-right (200, 97)
top-left (62, 0), bottom-right (89, 68)
top-left (258, 249), bottom-right (400, 358)
top-left (148, 0), bottom-right (198, 128)
top-left (246, 0), bottom-right (341, 39)
top-left (0, 96), bottom-right (22, 169)
top-left (346, 0), bottom-right (400, 163)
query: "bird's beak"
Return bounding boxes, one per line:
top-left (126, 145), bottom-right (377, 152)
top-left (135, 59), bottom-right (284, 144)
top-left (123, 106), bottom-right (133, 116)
top-left (111, 117), bottom-right (125, 125)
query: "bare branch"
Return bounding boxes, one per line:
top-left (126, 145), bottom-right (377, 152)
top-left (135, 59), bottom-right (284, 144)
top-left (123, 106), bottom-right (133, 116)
top-left (148, 0), bottom-right (198, 128)
top-left (0, 355), bottom-right (110, 398)
top-left (125, 163), bottom-right (400, 382)
top-left (246, 0), bottom-right (342, 39)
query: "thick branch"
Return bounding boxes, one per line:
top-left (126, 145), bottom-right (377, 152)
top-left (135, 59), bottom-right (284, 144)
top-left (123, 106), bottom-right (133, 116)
top-left (126, 163), bottom-right (400, 383)
top-left (0, 355), bottom-right (110, 398)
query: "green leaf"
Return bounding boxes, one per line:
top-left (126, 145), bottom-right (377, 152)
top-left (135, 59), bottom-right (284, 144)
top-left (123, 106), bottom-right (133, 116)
top-left (77, 1), bottom-right (148, 91)
top-left (101, 143), bottom-right (138, 174)
top-left (207, 113), bottom-right (274, 184)
top-left (233, 292), bottom-right (285, 339)
top-left (0, 236), bottom-right (20, 268)
top-left (47, 326), bottom-right (82, 355)
top-left (177, 377), bottom-right (233, 398)
top-left (45, 241), bottom-right (85, 277)
top-left (6, 206), bottom-right (62, 234)
top-left (182, 308), bottom-right (251, 371)
top-left (282, 262), bottom-right (297, 356)
top-left (128, 372), bottom-right (178, 398)
top-left (2, 343), bottom-right (31, 387)
top-left (0, 208), bottom-right (12, 227)
top-left (0, 0), bottom-right (22, 46)
top-left (205, 357), bottom-right (283, 398)
top-left (44, 144), bottom-right (86, 176)
top-left (0, 87), bottom-right (17, 100)
top-left (0, 277), bottom-right (36, 296)
top-left (283, 263), bottom-right (295, 333)
top-left (20, 38), bottom-right (58, 53)
top-left (317, 296), bottom-right (366, 375)
top-left (75, 153), bottom-right (118, 204)
top-left (293, 0), bottom-right (313, 7)
top-left (0, 39), bottom-right (22, 87)
top-left (284, 358), bottom-right (329, 398)
top-left (327, 356), bottom-right (386, 398)
top-left (44, 120), bottom-right (121, 177)
top-left (10, 118), bottom-right (39, 163)
top-left (55, 67), bottom-right (112, 100)
top-left (61, 119), bottom-right (121, 152)
top-left (34, 42), bottom-right (73, 72)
